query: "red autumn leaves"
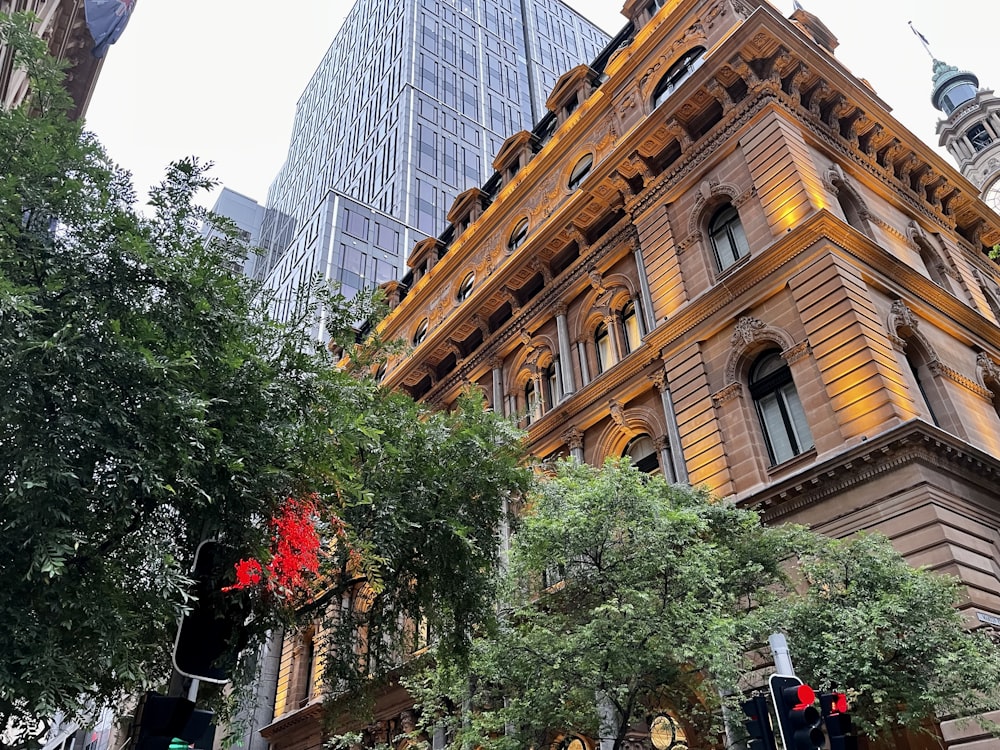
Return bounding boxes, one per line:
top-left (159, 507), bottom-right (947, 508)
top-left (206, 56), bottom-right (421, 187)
top-left (224, 496), bottom-right (335, 600)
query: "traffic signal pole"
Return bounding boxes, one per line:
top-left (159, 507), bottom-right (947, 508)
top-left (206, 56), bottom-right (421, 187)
top-left (768, 633), bottom-right (796, 677)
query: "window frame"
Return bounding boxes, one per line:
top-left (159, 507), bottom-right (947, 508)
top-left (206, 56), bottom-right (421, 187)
top-left (708, 203), bottom-right (750, 271)
top-left (621, 300), bottom-right (643, 354)
top-left (457, 271), bottom-right (475, 301)
top-left (568, 153), bottom-right (594, 190)
top-left (595, 322), bottom-right (613, 373)
top-left (508, 218), bottom-right (529, 251)
top-left (524, 377), bottom-right (538, 424)
top-left (624, 434), bottom-right (660, 474)
top-left (652, 47), bottom-right (706, 109)
top-left (748, 349), bottom-right (813, 466)
top-left (412, 318), bottom-right (428, 346)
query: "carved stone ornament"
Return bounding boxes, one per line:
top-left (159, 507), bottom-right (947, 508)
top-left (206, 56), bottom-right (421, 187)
top-left (588, 269), bottom-right (606, 294)
top-left (400, 710), bottom-right (417, 733)
top-left (561, 426), bottom-right (584, 450)
top-left (712, 382), bottom-right (743, 405)
top-left (731, 316), bottom-right (768, 347)
top-left (705, 79), bottom-right (734, 112)
top-left (977, 352), bottom-right (1000, 388)
top-left (530, 256), bottom-right (554, 283)
top-left (889, 299), bottom-right (919, 335)
top-left (609, 399), bottom-right (627, 427)
top-left (649, 368), bottom-right (668, 392)
top-left (782, 340), bottom-right (812, 365)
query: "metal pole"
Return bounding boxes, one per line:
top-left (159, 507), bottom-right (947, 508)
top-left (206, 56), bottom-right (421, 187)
top-left (769, 633), bottom-right (796, 677)
top-left (187, 677), bottom-right (200, 703)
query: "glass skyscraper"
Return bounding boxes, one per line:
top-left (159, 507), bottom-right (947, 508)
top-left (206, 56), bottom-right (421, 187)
top-left (255, 0), bottom-right (609, 328)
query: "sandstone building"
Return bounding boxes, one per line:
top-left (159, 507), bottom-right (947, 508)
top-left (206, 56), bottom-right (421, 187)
top-left (0, 0), bottom-right (126, 119)
top-left (264, 1), bottom-right (1000, 749)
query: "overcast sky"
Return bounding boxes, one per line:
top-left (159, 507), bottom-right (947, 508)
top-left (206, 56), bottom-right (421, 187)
top-left (82, 0), bottom-right (997, 210)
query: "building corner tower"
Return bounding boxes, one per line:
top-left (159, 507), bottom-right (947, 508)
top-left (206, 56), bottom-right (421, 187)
top-left (933, 58), bottom-right (1000, 212)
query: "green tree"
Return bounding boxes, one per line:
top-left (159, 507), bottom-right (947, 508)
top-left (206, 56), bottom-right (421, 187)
top-left (409, 459), bottom-right (1000, 750)
top-left (0, 13), bottom-right (528, 743)
top-left (769, 532), bottom-right (1000, 738)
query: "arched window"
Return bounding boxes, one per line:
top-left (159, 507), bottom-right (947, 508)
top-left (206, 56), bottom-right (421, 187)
top-left (903, 344), bottom-right (940, 427)
top-left (544, 362), bottom-right (559, 408)
top-left (621, 301), bottom-right (643, 354)
top-left (709, 204), bottom-right (750, 271)
top-left (834, 183), bottom-right (869, 235)
top-left (294, 627), bottom-right (317, 708)
top-left (652, 47), bottom-right (705, 108)
top-left (508, 218), bottom-right (529, 251)
top-left (624, 434), bottom-right (660, 474)
top-left (749, 350), bottom-right (813, 465)
top-left (968, 124), bottom-right (993, 152)
top-left (457, 272), bottom-right (475, 301)
top-left (914, 238), bottom-right (949, 288)
top-left (524, 378), bottom-right (538, 424)
top-left (595, 322), bottom-right (613, 373)
top-left (413, 319), bottom-right (428, 346)
top-left (568, 153), bottom-right (593, 190)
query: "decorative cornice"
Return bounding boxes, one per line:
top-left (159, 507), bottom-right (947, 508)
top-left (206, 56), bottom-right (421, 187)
top-left (260, 701), bottom-right (325, 740)
top-left (751, 421), bottom-right (1000, 521)
top-left (928, 360), bottom-right (994, 400)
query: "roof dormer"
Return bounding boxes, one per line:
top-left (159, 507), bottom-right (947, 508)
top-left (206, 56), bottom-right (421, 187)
top-left (407, 236), bottom-right (446, 280)
top-left (446, 187), bottom-right (491, 238)
top-left (621, 0), bottom-right (665, 31)
top-left (493, 130), bottom-right (540, 187)
top-left (546, 64), bottom-right (602, 125)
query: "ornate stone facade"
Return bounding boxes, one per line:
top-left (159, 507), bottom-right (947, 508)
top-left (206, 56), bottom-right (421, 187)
top-left (267, 1), bottom-right (1000, 749)
top-left (0, 0), bottom-right (107, 119)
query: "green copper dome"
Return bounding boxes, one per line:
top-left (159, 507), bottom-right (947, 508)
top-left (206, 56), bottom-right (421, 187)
top-left (932, 58), bottom-right (980, 114)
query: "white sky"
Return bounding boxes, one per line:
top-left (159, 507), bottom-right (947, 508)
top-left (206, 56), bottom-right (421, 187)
top-left (83, 0), bottom-right (997, 211)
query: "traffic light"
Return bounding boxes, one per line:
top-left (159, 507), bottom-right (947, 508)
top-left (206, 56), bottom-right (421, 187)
top-left (173, 540), bottom-right (253, 682)
top-left (134, 693), bottom-right (214, 750)
top-left (820, 692), bottom-right (857, 750)
top-left (769, 675), bottom-right (824, 750)
top-left (739, 694), bottom-right (777, 750)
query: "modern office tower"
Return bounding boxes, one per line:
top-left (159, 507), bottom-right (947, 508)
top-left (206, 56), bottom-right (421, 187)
top-left (254, 0), bottom-right (609, 332)
top-left (202, 187), bottom-right (266, 278)
top-left (327, 0), bottom-right (999, 747)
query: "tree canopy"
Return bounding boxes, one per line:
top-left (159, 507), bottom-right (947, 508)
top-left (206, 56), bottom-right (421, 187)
top-left (408, 459), bottom-right (1000, 750)
top-left (0, 12), bottom-right (528, 743)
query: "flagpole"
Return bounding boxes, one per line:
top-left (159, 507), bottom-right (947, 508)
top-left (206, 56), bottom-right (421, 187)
top-left (908, 21), bottom-right (935, 60)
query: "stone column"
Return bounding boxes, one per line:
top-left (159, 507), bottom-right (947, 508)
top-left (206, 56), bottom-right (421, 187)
top-left (491, 358), bottom-right (504, 415)
top-left (562, 426), bottom-right (584, 462)
top-left (555, 304), bottom-right (576, 396)
top-left (651, 369), bottom-right (688, 483)
top-left (604, 312), bottom-right (624, 364)
top-left (576, 339), bottom-right (591, 386)
top-left (632, 244), bottom-right (656, 333)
